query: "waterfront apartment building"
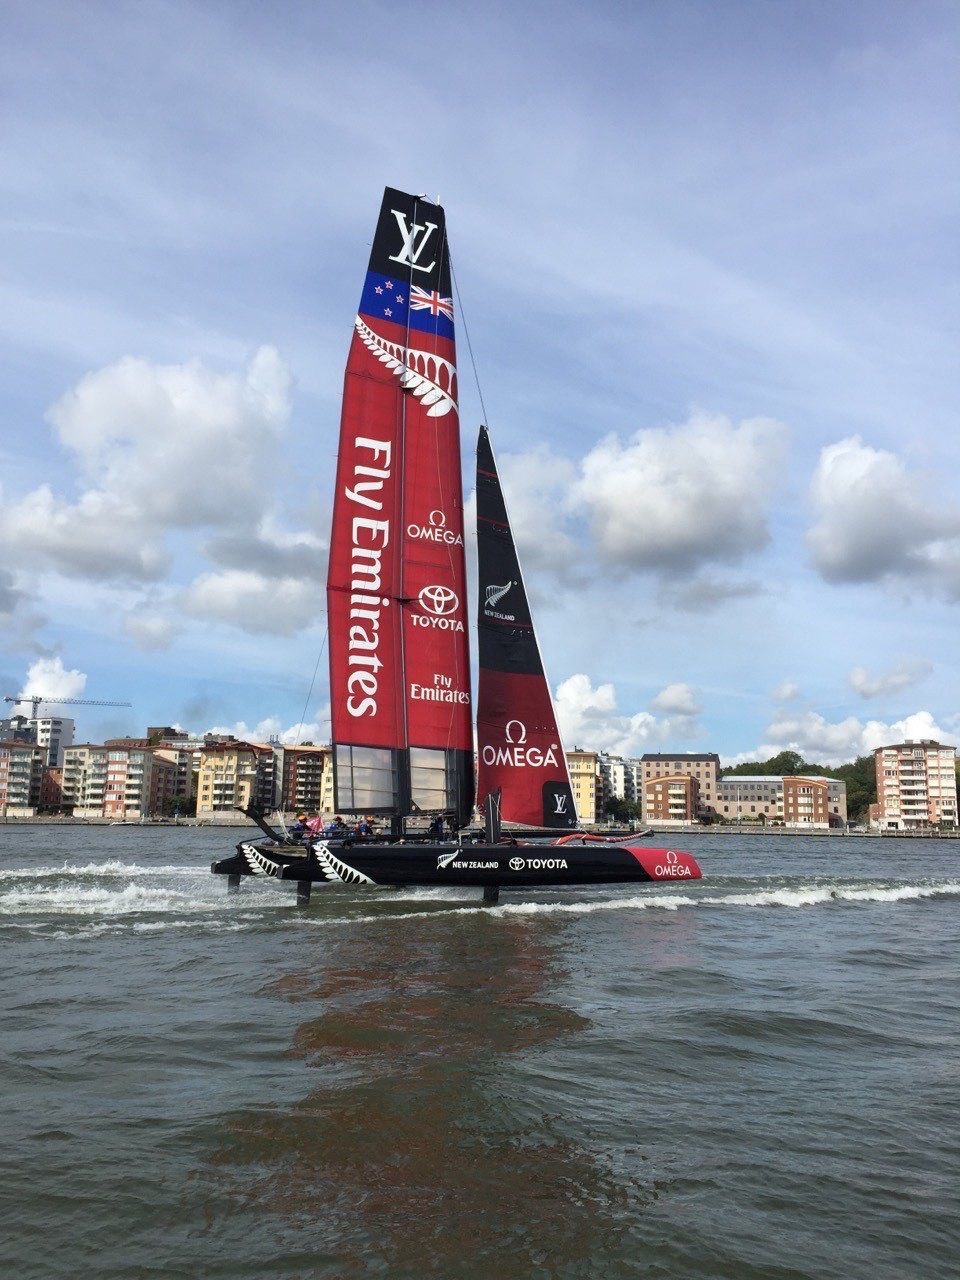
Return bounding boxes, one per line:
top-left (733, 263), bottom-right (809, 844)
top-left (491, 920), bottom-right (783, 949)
top-left (62, 743), bottom-right (175, 818)
top-left (645, 773), bottom-right (699, 824)
top-left (717, 775), bottom-right (847, 828)
top-left (280, 745), bottom-right (333, 814)
top-left (30, 716), bottom-right (75, 767)
top-left (0, 715), bottom-right (74, 766)
top-left (639, 753), bottom-right (721, 820)
top-left (40, 767), bottom-right (63, 811)
top-left (870, 740), bottom-right (957, 830)
top-left (566, 748), bottom-right (601, 824)
top-left (153, 744), bottom-right (199, 813)
top-left (196, 742), bottom-right (269, 815)
top-left (597, 753), bottom-right (641, 813)
top-left (0, 741), bottom-right (45, 815)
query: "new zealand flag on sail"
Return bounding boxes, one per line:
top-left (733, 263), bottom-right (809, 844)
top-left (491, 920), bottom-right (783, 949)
top-left (357, 190), bottom-right (455, 340)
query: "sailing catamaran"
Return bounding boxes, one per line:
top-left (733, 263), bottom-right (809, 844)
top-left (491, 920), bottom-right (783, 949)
top-left (212, 187), bottom-right (702, 903)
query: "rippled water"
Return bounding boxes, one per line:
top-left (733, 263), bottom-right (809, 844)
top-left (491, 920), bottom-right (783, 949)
top-left (2, 826), bottom-right (959, 1279)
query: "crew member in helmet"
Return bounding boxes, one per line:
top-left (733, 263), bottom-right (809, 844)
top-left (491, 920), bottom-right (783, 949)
top-left (289, 812), bottom-right (309, 840)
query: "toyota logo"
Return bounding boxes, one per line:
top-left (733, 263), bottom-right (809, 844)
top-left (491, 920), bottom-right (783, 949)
top-left (418, 584), bottom-right (459, 616)
top-left (509, 856), bottom-right (525, 871)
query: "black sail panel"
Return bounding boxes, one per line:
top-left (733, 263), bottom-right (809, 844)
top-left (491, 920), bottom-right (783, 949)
top-left (475, 426), bottom-right (576, 828)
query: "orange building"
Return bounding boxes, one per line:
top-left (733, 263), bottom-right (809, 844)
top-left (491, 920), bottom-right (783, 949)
top-left (644, 773), bottom-right (699, 824)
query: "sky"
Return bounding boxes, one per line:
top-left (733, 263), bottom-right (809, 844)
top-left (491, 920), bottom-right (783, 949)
top-left (1, 0), bottom-right (958, 763)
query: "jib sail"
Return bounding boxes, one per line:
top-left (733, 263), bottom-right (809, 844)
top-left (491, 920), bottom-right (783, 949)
top-left (327, 187), bottom-right (473, 823)
top-left (475, 426), bottom-right (576, 828)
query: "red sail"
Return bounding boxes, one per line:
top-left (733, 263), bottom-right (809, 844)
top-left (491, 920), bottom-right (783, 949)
top-left (327, 188), bottom-right (473, 821)
top-left (475, 427), bottom-right (576, 828)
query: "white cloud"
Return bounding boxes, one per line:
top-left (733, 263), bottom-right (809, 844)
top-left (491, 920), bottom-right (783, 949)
top-left (571, 413), bottom-right (787, 575)
top-left (757, 707), bottom-right (954, 765)
top-left (554, 672), bottom-right (700, 755)
top-left (0, 485), bottom-right (168, 581)
top-left (808, 437), bottom-right (960, 597)
top-left (48, 345), bottom-right (291, 526)
top-left (0, 348), bottom-right (292, 584)
top-left (207, 705), bottom-right (330, 746)
top-left (848, 660), bottom-right (932, 700)
top-left (182, 569), bottom-right (319, 635)
top-left (650, 682), bottom-right (701, 716)
top-left (123, 611), bottom-right (178, 652)
top-left (15, 655), bottom-right (87, 714)
top-left (465, 443), bottom-right (578, 587)
top-left (773, 680), bottom-right (800, 701)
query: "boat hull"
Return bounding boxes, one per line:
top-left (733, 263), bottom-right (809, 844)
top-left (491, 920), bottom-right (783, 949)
top-left (212, 838), bottom-right (702, 888)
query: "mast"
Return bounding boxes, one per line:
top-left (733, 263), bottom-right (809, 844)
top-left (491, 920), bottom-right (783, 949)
top-left (475, 426), bottom-right (576, 828)
top-left (327, 188), bottom-right (473, 825)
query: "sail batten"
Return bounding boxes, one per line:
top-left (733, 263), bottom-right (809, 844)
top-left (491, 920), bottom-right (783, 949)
top-left (327, 188), bottom-right (473, 823)
top-left (475, 427), bottom-right (577, 828)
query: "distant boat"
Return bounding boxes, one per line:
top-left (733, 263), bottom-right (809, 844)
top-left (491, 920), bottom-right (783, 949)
top-left (212, 188), bottom-right (702, 904)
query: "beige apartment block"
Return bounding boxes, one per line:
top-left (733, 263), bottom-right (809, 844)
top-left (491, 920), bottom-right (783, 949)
top-left (871, 739), bottom-right (957, 830)
top-left (640, 753), bottom-right (720, 819)
top-left (63, 742), bottom-right (175, 818)
top-left (196, 742), bottom-right (267, 815)
top-left (0, 741), bottom-right (45, 815)
top-left (717, 775), bottom-right (846, 828)
top-left (566, 748), bottom-right (600, 824)
top-left (645, 773), bottom-right (699, 824)
top-left (62, 745), bottom-right (108, 816)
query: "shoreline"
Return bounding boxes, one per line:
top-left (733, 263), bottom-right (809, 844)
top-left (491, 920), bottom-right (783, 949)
top-left (0, 816), bottom-right (957, 839)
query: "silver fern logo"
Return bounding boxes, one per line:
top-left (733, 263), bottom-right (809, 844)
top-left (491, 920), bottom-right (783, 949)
top-left (242, 844), bottom-right (281, 876)
top-left (483, 580), bottom-right (516, 620)
top-left (312, 842), bottom-right (375, 885)
top-left (485, 582), bottom-right (513, 608)
top-left (355, 315), bottom-right (457, 417)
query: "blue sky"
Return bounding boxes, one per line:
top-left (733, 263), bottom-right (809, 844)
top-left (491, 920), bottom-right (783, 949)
top-left (2, 0), bottom-right (958, 761)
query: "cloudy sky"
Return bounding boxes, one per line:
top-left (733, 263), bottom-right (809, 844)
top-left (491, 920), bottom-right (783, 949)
top-left (2, 0), bottom-right (958, 762)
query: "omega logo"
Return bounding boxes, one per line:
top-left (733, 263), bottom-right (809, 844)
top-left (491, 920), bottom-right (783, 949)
top-left (505, 720), bottom-right (526, 744)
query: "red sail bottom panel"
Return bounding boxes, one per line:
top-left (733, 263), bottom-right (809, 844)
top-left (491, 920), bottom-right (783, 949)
top-left (476, 668), bottom-right (575, 828)
top-left (624, 847), bottom-right (703, 881)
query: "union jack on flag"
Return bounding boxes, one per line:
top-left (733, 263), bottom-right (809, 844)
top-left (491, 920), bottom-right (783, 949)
top-left (409, 285), bottom-right (454, 321)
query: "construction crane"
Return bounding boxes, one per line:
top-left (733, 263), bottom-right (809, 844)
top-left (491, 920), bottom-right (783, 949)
top-left (3, 695), bottom-right (132, 720)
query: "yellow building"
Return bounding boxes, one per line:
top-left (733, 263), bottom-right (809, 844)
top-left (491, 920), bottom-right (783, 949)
top-left (196, 742), bottom-right (266, 815)
top-left (566, 748), bottom-right (600, 825)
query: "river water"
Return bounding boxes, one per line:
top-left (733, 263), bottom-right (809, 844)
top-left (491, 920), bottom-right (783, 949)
top-left (2, 826), bottom-right (958, 1279)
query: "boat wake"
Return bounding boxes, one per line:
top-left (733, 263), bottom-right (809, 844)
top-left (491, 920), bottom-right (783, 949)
top-left (3, 859), bottom-right (959, 937)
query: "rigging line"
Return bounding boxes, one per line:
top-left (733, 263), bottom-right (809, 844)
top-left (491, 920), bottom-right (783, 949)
top-left (450, 256), bottom-right (489, 427)
top-left (295, 624), bottom-right (329, 750)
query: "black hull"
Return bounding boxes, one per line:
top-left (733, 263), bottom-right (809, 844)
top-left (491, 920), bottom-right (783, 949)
top-left (212, 837), bottom-right (701, 889)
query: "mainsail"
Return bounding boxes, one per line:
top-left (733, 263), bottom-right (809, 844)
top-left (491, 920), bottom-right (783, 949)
top-left (475, 426), bottom-right (576, 828)
top-left (327, 188), bottom-right (473, 824)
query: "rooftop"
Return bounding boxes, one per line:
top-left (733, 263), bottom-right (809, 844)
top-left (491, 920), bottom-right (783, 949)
top-left (641, 753), bottom-right (721, 763)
